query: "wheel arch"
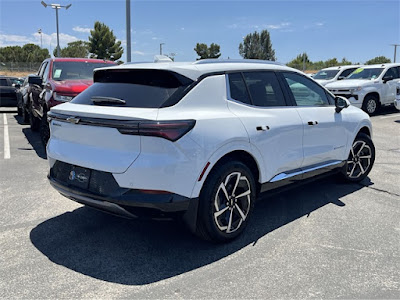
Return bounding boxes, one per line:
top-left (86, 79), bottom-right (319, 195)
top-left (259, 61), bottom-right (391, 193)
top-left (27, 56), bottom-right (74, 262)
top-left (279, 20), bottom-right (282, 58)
top-left (358, 126), bottom-right (371, 137)
top-left (364, 91), bottom-right (380, 103)
top-left (190, 146), bottom-right (264, 199)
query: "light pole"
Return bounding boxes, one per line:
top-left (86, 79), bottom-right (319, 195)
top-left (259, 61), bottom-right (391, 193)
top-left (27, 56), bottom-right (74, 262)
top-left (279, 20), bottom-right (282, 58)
top-left (41, 1), bottom-right (71, 57)
top-left (391, 44), bottom-right (400, 63)
top-left (38, 29), bottom-right (43, 48)
top-left (126, 0), bottom-right (131, 62)
top-left (160, 43), bottom-right (165, 55)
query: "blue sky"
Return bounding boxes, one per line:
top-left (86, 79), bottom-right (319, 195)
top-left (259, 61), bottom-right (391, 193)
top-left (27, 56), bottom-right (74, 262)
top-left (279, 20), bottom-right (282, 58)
top-left (0, 0), bottom-right (399, 64)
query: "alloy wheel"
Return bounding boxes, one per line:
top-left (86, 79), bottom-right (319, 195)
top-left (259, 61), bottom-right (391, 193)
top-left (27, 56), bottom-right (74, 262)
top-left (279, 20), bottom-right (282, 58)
top-left (346, 140), bottom-right (372, 179)
top-left (213, 172), bottom-right (251, 234)
top-left (366, 99), bottom-right (376, 114)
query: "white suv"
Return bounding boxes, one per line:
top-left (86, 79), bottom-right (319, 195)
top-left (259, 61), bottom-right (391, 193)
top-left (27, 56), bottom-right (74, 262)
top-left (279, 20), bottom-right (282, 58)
top-left (325, 63), bottom-right (400, 115)
top-left (47, 59), bottom-right (375, 242)
top-left (313, 65), bottom-right (360, 86)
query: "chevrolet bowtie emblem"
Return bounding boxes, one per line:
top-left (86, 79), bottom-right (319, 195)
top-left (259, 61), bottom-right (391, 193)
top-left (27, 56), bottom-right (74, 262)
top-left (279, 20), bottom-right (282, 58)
top-left (66, 117), bottom-right (80, 124)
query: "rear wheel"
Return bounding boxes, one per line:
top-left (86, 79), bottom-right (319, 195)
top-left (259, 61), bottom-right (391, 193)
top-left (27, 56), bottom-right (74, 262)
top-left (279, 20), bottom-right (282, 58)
top-left (196, 161), bottom-right (256, 242)
top-left (29, 106), bottom-right (40, 132)
top-left (40, 111), bottom-right (50, 146)
top-left (341, 133), bottom-right (375, 182)
top-left (22, 104), bottom-right (29, 124)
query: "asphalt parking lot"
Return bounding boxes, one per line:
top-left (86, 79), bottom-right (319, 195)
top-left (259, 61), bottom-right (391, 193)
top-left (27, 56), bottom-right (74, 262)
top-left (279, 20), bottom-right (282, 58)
top-left (0, 107), bottom-right (399, 299)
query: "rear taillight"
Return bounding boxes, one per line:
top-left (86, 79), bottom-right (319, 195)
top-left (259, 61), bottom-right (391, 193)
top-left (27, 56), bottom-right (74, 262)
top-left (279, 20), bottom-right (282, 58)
top-left (118, 120), bottom-right (196, 142)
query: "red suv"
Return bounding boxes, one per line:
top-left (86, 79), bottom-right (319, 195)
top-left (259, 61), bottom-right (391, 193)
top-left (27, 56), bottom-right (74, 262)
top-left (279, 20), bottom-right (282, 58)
top-left (27, 58), bottom-right (116, 145)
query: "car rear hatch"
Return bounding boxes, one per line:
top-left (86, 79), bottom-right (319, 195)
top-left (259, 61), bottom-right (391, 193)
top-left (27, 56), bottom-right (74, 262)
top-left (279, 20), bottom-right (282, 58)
top-left (47, 68), bottom-right (194, 174)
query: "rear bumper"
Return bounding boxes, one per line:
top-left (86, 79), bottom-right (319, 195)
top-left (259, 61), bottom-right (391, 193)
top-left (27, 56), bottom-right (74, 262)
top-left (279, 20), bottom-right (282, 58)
top-left (48, 175), bottom-right (199, 231)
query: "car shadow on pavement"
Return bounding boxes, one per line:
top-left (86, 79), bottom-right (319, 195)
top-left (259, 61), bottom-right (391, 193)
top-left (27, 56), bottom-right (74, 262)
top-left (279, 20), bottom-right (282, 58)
top-left (30, 176), bottom-right (371, 286)
top-left (21, 127), bottom-right (47, 159)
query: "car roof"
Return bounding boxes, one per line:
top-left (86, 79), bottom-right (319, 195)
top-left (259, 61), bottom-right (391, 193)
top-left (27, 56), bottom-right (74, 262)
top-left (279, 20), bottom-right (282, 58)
top-left (360, 63), bottom-right (400, 69)
top-left (321, 65), bottom-right (361, 71)
top-left (94, 59), bottom-right (301, 81)
top-left (49, 57), bottom-right (115, 64)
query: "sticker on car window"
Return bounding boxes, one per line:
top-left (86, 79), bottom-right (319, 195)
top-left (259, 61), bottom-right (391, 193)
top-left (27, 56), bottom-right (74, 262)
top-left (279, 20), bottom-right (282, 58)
top-left (353, 68), bottom-right (364, 74)
top-left (54, 69), bottom-right (62, 79)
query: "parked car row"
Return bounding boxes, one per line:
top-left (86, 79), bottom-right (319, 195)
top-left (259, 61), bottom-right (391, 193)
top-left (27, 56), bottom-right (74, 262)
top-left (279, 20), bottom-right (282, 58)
top-left (312, 63), bottom-right (400, 115)
top-left (13, 58), bottom-right (115, 145)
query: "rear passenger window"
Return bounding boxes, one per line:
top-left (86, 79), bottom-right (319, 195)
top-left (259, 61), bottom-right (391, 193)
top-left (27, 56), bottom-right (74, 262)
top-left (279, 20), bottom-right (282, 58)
top-left (228, 73), bottom-right (251, 105)
top-left (243, 72), bottom-right (286, 107)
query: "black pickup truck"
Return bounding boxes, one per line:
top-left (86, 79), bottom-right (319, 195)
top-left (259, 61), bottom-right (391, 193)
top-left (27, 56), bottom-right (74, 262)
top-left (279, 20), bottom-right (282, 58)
top-left (0, 76), bottom-right (22, 107)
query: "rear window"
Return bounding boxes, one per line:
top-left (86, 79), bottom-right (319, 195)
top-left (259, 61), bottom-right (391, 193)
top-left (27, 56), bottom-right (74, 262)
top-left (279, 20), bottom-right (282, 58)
top-left (71, 69), bottom-right (194, 108)
top-left (52, 61), bottom-right (113, 81)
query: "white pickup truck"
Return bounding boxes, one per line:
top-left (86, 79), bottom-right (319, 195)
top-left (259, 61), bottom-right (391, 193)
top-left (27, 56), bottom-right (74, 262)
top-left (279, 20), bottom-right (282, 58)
top-left (325, 63), bottom-right (400, 115)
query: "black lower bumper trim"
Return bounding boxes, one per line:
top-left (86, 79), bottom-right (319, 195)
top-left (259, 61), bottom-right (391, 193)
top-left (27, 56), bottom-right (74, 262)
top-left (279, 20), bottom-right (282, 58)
top-left (48, 176), bottom-right (192, 214)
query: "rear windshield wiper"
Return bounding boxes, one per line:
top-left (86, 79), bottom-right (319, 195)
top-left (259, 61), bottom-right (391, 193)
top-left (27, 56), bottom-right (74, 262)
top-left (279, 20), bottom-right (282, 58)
top-left (91, 96), bottom-right (126, 105)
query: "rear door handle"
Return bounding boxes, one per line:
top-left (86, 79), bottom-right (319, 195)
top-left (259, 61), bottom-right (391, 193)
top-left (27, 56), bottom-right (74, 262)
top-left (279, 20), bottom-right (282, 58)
top-left (256, 125), bottom-right (270, 131)
top-left (308, 121), bottom-right (318, 126)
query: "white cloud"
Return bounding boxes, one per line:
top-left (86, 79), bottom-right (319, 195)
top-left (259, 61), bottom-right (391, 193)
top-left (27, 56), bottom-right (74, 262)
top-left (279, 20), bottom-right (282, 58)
top-left (73, 26), bottom-right (91, 33)
top-left (151, 37), bottom-right (159, 40)
top-left (0, 34), bottom-right (32, 45)
top-left (227, 22), bottom-right (291, 31)
top-left (33, 32), bottom-right (78, 47)
top-left (266, 22), bottom-right (291, 30)
top-left (315, 22), bottom-right (324, 26)
top-left (132, 50), bottom-right (145, 56)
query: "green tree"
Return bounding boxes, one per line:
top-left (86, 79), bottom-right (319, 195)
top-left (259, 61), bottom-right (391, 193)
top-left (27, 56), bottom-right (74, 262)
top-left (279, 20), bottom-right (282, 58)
top-left (0, 44), bottom-right (49, 63)
top-left (239, 30), bottom-right (276, 61)
top-left (54, 40), bottom-right (90, 58)
top-left (365, 56), bottom-right (391, 65)
top-left (287, 53), bottom-right (311, 70)
top-left (88, 21), bottom-right (123, 60)
top-left (194, 43), bottom-right (221, 59)
top-left (339, 57), bottom-right (352, 66)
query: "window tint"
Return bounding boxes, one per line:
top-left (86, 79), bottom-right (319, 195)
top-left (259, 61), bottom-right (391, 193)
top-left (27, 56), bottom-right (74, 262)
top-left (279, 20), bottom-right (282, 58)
top-left (283, 72), bottom-right (329, 106)
top-left (340, 68), bottom-right (357, 78)
top-left (72, 69), bottom-right (193, 108)
top-left (243, 71), bottom-right (286, 107)
top-left (0, 79), bottom-right (8, 86)
top-left (384, 67), bottom-right (399, 79)
top-left (228, 73), bottom-right (251, 105)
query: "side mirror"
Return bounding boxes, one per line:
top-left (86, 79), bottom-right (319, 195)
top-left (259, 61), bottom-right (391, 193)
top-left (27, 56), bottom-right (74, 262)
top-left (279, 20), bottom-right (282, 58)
top-left (28, 75), bottom-right (42, 86)
top-left (335, 96), bottom-right (349, 113)
top-left (12, 83), bottom-right (21, 89)
top-left (383, 75), bottom-right (393, 83)
top-left (337, 76), bottom-right (345, 80)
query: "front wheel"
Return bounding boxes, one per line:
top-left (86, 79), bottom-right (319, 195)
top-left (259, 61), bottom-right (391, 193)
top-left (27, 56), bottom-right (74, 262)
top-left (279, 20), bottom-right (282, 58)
top-left (341, 133), bottom-right (375, 182)
top-left (362, 95), bottom-right (379, 115)
top-left (196, 161), bottom-right (256, 242)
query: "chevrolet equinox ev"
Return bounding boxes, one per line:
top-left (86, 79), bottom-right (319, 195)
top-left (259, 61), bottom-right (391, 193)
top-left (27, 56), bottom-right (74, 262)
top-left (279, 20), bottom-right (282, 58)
top-left (47, 59), bottom-right (375, 242)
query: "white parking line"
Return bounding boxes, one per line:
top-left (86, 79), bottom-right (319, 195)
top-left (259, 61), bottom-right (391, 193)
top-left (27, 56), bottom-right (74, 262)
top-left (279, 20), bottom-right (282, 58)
top-left (3, 113), bottom-right (10, 159)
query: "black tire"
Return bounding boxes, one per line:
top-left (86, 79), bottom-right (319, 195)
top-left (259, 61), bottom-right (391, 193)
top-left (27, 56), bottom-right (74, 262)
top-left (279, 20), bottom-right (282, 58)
top-left (362, 95), bottom-right (379, 116)
top-left (341, 133), bottom-right (375, 182)
top-left (22, 104), bottom-right (29, 124)
top-left (40, 111), bottom-right (50, 146)
top-left (196, 161), bottom-right (256, 243)
top-left (29, 106), bottom-right (40, 132)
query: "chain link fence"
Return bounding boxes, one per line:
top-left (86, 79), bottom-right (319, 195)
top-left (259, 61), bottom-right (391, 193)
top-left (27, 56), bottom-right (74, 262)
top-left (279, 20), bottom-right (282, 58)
top-left (0, 62), bottom-right (41, 75)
